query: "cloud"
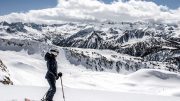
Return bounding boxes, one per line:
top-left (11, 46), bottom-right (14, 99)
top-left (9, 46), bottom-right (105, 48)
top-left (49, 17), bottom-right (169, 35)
top-left (0, 0), bottom-right (180, 24)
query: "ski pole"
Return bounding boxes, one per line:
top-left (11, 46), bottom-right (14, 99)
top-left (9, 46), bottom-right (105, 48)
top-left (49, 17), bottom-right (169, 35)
top-left (41, 91), bottom-right (48, 101)
top-left (60, 76), bottom-right (66, 101)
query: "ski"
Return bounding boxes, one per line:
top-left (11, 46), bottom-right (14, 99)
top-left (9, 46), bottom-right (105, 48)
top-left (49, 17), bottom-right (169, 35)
top-left (24, 98), bottom-right (44, 101)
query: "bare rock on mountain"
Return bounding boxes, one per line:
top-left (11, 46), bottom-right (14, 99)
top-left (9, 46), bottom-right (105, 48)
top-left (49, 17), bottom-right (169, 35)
top-left (0, 59), bottom-right (13, 85)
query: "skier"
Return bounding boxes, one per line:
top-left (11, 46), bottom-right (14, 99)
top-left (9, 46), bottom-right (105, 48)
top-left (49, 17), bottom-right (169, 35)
top-left (44, 48), bottom-right (62, 101)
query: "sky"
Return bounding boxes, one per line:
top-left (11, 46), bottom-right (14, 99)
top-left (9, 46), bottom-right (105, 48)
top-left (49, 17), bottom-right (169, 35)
top-left (0, 0), bottom-right (57, 15)
top-left (0, 0), bottom-right (180, 16)
top-left (0, 0), bottom-right (180, 24)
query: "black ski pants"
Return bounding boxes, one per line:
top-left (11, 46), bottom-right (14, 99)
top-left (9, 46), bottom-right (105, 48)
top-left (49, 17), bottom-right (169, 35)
top-left (46, 77), bottom-right (56, 101)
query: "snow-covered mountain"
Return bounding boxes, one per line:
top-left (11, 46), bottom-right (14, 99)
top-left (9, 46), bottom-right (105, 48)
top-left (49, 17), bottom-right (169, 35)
top-left (0, 21), bottom-right (180, 73)
top-left (1, 21), bottom-right (180, 98)
top-left (64, 48), bottom-right (177, 74)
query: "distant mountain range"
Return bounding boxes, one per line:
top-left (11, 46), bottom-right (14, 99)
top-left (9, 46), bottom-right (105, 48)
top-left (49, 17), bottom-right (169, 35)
top-left (0, 21), bottom-right (180, 84)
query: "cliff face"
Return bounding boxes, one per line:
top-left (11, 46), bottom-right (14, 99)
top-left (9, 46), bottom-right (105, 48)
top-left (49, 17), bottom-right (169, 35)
top-left (63, 48), bottom-right (179, 74)
top-left (0, 59), bottom-right (13, 85)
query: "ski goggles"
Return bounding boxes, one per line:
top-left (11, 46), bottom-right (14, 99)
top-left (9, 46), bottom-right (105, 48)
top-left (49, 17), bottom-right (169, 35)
top-left (51, 51), bottom-right (59, 56)
top-left (50, 49), bottom-right (59, 56)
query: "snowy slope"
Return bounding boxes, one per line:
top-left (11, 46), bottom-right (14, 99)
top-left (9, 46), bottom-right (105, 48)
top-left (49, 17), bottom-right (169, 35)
top-left (1, 85), bottom-right (180, 101)
top-left (1, 48), bottom-right (180, 98)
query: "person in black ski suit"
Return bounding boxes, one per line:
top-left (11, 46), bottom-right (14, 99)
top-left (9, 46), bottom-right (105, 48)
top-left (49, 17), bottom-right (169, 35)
top-left (44, 49), bottom-right (62, 101)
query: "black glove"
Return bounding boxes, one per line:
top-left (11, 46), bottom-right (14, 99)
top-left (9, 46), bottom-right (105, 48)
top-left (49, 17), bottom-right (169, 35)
top-left (58, 72), bottom-right (62, 77)
top-left (56, 76), bottom-right (59, 80)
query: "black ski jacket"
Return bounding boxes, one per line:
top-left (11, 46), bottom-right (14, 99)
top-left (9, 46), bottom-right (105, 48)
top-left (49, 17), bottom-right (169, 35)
top-left (44, 52), bottom-right (58, 79)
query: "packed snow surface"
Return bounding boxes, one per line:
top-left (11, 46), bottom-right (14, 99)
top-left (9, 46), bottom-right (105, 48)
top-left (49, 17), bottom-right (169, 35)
top-left (1, 85), bottom-right (180, 101)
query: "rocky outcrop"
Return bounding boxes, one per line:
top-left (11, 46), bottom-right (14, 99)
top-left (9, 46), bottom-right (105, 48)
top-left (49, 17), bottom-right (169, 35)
top-left (6, 22), bottom-right (27, 33)
top-left (63, 48), bottom-right (179, 74)
top-left (0, 59), bottom-right (13, 85)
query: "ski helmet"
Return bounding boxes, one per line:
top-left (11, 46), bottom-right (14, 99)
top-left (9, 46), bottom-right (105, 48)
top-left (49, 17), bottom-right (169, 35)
top-left (50, 48), bottom-right (59, 56)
